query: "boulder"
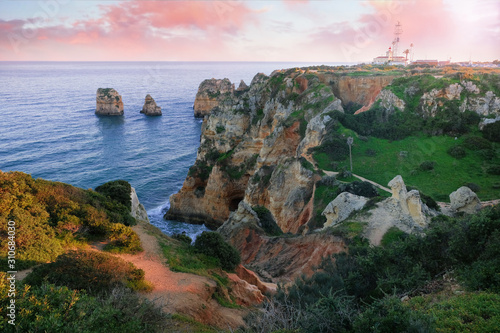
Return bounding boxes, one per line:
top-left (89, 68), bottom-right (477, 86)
top-left (388, 175), bottom-right (407, 203)
top-left (322, 192), bottom-right (368, 228)
top-left (95, 88), bottom-right (124, 116)
top-left (140, 94), bottom-right (162, 116)
top-left (450, 186), bottom-right (481, 214)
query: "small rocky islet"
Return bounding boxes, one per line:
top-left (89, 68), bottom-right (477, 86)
top-left (95, 88), bottom-right (162, 116)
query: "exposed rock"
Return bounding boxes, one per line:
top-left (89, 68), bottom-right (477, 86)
top-left (479, 116), bottom-right (500, 130)
top-left (227, 273), bottom-right (264, 306)
top-left (130, 187), bottom-right (149, 223)
top-left (193, 78), bottom-right (235, 117)
top-left (235, 265), bottom-right (277, 295)
top-left (462, 91), bottom-right (500, 117)
top-left (322, 192), bottom-right (368, 228)
top-left (450, 186), bottom-right (481, 214)
top-left (374, 89), bottom-right (406, 114)
top-left (388, 175), bottom-right (408, 203)
top-left (140, 94), bottom-right (162, 116)
top-left (218, 202), bottom-right (346, 281)
top-left (95, 88), bottom-right (124, 116)
top-left (236, 80), bottom-right (249, 92)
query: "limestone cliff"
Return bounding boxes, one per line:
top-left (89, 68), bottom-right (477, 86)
top-left (193, 78), bottom-right (236, 118)
top-left (95, 88), bottom-right (124, 116)
top-left (166, 68), bottom-right (347, 231)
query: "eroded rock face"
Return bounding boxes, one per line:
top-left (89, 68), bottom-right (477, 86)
top-left (130, 188), bottom-right (149, 223)
top-left (322, 192), bottom-right (368, 228)
top-left (372, 89), bottom-right (406, 115)
top-left (193, 78), bottom-right (235, 118)
top-left (450, 186), bottom-right (481, 214)
top-left (95, 88), bottom-right (124, 116)
top-left (218, 202), bottom-right (346, 281)
top-left (141, 94), bottom-right (162, 116)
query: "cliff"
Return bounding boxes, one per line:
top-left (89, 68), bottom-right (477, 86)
top-left (95, 88), bottom-right (124, 116)
top-left (193, 78), bottom-right (236, 117)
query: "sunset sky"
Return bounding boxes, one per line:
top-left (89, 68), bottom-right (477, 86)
top-left (0, 0), bottom-right (498, 62)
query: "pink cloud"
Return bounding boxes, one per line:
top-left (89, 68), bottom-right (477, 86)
top-left (0, 0), bottom-right (259, 60)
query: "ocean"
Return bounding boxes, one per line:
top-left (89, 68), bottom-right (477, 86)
top-left (0, 61), bottom-right (347, 239)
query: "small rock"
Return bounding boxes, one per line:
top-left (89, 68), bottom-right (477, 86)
top-left (95, 88), bottom-right (124, 116)
top-left (141, 94), bottom-right (162, 116)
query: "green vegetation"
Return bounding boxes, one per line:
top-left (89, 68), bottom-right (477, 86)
top-left (380, 226), bottom-right (407, 247)
top-left (252, 206), bottom-right (283, 236)
top-left (0, 171), bottom-right (141, 270)
top-left (194, 232), bottom-right (241, 271)
top-left (254, 205), bottom-right (500, 332)
top-left (409, 292), bottom-right (500, 332)
top-left (314, 129), bottom-right (500, 201)
top-left (24, 250), bottom-right (151, 295)
top-left (0, 278), bottom-right (168, 333)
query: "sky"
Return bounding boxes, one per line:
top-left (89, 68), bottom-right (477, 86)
top-left (0, 0), bottom-right (498, 62)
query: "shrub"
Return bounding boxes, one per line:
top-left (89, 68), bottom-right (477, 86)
top-left (464, 136), bottom-right (492, 151)
top-left (419, 160), bottom-right (436, 171)
top-left (0, 278), bottom-right (167, 333)
top-left (353, 296), bottom-right (434, 333)
top-left (193, 232), bottom-right (241, 271)
top-left (365, 148), bottom-right (377, 157)
top-left (24, 250), bottom-right (151, 295)
top-left (482, 121), bottom-right (500, 142)
top-left (381, 227), bottom-right (407, 247)
top-left (95, 180), bottom-right (132, 211)
top-left (104, 223), bottom-right (143, 254)
top-left (447, 145), bottom-right (466, 159)
top-left (487, 165), bottom-right (500, 175)
top-left (466, 182), bottom-right (481, 193)
top-left (252, 206), bottom-right (283, 236)
top-left (337, 181), bottom-right (378, 198)
top-left (172, 232), bottom-right (193, 244)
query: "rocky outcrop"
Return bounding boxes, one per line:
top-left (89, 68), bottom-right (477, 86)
top-left (462, 91), bottom-right (500, 117)
top-left (450, 186), bottom-right (481, 214)
top-left (322, 192), bottom-right (368, 228)
top-left (140, 94), bottom-right (162, 116)
top-left (227, 273), bottom-right (264, 306)
top-left (387, 175), bottom-right (428, 226)
top-left (370, 89), bottom-right (406, 115)
top-left (95, 88), bottom-right (124, 116)
top-left (218, 202), bottom-right (346, 281)
top-left (479, 116), bottom-right (500, 130)
top-left (193, 78), bottom-right (235, 118)
top-left (130, 187), bottom-right (149, 223)
top-left (236, 80), bottom-right (249, 92)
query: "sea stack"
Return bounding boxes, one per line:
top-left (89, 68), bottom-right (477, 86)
top-left (140, 94), bottom-right (162, 116)
top-left (95, 88), bottom-right (124, 116)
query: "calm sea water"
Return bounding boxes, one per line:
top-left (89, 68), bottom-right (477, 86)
top-left (0, 61), bottom-right (347, 239)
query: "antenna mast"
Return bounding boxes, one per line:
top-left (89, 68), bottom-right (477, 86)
top-left (392, 21), bottom-right (403, 58)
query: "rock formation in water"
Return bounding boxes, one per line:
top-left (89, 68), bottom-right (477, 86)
top-left (193, 78), bottom-right (235, 118)
top-left (140, 94), bottom-right (162, 116)
top-left (95, 88), bottom-right (124, 116)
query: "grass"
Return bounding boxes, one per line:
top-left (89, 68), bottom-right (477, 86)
top-left (381, 227), bottom-right (407, 247)
top-left (315, 129), bottom-right (500, 201)
top-left (409, 292), bottom-right (500, 333)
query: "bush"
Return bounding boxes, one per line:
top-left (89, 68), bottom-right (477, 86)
top-left (482, 121), bottom-right (500, 142)
top-left (487, 165), bottom-right (500, 175)
top-left (447, 145), bottom-right (466, 159)
top-left (0, 278), bottom-right (168, 333)
top-left (193, 232), bottom-right (241, 271)
top-left (464, 136), bottom-right (492, 151)
top-left (353, 296), bottom-right (434, 333)
top-left (252, 206), bottom-right (283, 236)
top-left (365, 148), bottom-right (377, 157)
top-left (104, 223), bottom-right (143, 254)
top-left (419, 160), bottom-right (436, 171)
top-left (466, 182), bottom-right (481, 193)
top-left (95, 180), bottom-right (132, 211)
top-left (24, 250), bottom-right (151, 295)
top-left (337, 181), bottom-right (378, 198)
top-left (172, 232), bottom-right (193, 244)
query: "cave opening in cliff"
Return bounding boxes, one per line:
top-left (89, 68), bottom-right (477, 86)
top-left (229, 196), bottom-right (243, 212)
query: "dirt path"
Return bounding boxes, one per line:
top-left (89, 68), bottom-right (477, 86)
top-left (114, 223), bottom-right (246, 330)
top-left (323, 170), bottom-right (391, 193)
